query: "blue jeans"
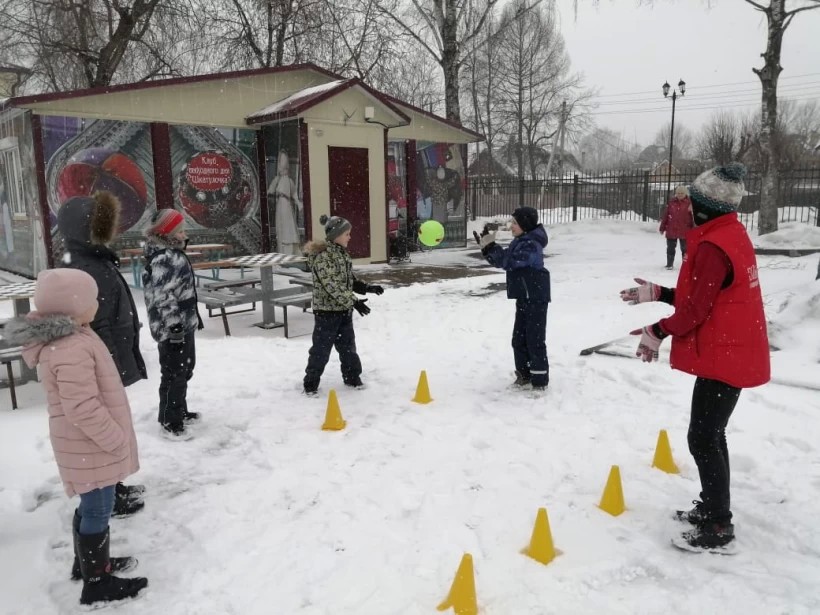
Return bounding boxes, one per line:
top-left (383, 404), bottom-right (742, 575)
top-left (78, 485), bottom-right (116, 535)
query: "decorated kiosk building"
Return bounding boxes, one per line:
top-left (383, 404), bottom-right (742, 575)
top-left (0, 63), bottom-right (482, 277)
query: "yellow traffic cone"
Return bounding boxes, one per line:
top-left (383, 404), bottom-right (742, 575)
top-left (321, 389), bottom-right (346, 431)
top-left (436, 553), bottom-right (477, 615)
top-left (651, 429), bottom-right (680, 474)
top-left (598, 465), bottom-right (626, 516)
top-left (521, 507), bottom-right (561, 565)
top-left (412, 370), bottom-right (433, 404)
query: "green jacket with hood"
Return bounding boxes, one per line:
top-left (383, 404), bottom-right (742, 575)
top-left (305, 240), bottom-right (367, 311)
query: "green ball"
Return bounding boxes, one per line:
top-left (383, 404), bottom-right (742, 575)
top-left (418, 220), bottom-right (445, 247)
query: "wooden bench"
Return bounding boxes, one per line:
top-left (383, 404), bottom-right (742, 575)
top-left (0, 346), bottom-right (23, 410)
top-left (271, 289), bottom-right (313, 339)
top-left (197, 287), bottom-right (263, 336)
top-left (191, 259), bottom-right (249, 284)
top-left (201, 278), bottom-right (262, 317)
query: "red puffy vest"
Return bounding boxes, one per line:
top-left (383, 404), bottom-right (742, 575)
top-left (670, 213), bottom-right (770, 388)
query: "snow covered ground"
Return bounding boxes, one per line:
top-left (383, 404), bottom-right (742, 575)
top-left (1, 219), bottom-right (819, 615)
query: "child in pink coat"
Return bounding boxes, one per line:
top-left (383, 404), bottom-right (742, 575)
top-left (659, 185), bottom-right (694, 269)
top-left (5, 269), bottom-right (148, 606)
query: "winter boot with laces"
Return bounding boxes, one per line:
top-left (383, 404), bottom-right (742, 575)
top-left (70, 511), bottom-right (136, 581)
top-left (674, 500), bottom-right (709, 525)
top-left (77, 528), bottom-right (148, 605)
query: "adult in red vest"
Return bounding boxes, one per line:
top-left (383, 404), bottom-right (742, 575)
top-left (659, 185), bottom-right (694, 269)
top-left (619, 162), bottom-right (770, 551)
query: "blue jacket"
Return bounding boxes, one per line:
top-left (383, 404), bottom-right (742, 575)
top-left (484, 225), bottom-right (551, 302)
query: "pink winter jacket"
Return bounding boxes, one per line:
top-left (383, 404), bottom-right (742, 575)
top-left (659, 196), bottom-right (694, 239)
top-left (7, 315), bottom-right (139, 496)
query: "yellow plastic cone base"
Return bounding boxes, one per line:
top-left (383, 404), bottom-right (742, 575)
top-left (321, 389), bottom-right (346, 431)
top-left (437, 553), bottom-right (477, 615)
top-left (652, 429), bottom-right (680, 474)
top-left (522, 507), bottom-right (561, 565)
top-left (412, 370), bottom-right (433, 404)
top-left (598, 465), bottom-right (626, 516)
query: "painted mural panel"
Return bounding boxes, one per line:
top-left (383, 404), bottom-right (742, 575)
top-left (416, 141), bottom-right (466, 248)
top-left (387, 142), bottom-right (408, 238)
top-left (170, 125), bottom-right (261, 254)
top-left (42, 118), bottom-right (262, 257)
top-left (0, 111), bottom-right (48, 277)
top-left (262, 122), bottom-right (303, 255)
top-left (44, 117), bottom-right (156, 255)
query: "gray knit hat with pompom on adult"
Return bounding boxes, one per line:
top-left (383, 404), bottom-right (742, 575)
top-left (320, 214), bottom-right (352, 242)
top-left (689, 162), bottom-right (747, 219)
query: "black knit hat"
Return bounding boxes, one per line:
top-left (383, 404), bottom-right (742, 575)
top-left (512, 207), bottom-right (539, 233)
top-left (320, 214), bottom-right (352, 242)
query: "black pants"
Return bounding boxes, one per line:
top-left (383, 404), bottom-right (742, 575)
top-left (688, 377), bottom-right (741, 522)
top-left (666, 238), bottom-right (687, 267)
top-left (512, 300), bottom-right (549, 387)
top-left (158, 332), bottom-right (196, 427)
top-left (304, 311), bottom-right (362, 390)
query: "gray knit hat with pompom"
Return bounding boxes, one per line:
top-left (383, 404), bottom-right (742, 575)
top-left (689, 162), bottom-right (747, 216)
top-left (320, 214), bottom-right (351, 241)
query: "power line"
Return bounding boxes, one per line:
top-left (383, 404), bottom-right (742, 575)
top-left (587, 72), bottom-right (820, 99)
top-left (586, 94), bottom-right (820, 116)
top-left (591, 82), bottom-right (820, 106)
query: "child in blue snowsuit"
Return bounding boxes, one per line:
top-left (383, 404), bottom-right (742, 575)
top-left (477, 207), bottom-right (551, 389)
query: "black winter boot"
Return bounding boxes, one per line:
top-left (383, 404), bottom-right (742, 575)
top-left (70, 510), bottom-right (137, 580)
top-left (116, 482), bottom-right (146, 498)
top-left (513, 370), bottom-right (531, 387)
top-left (679, 521), bottom-right (735, 550)
top-left (78, 528), bottom-right (148, 605)
top-left (674, 500), bottom-right (710, 525)
top-left (112, 489), bottom-right (145, 518)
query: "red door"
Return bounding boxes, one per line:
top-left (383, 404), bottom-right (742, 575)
top-left (328, 146), bottom-right (370, 258)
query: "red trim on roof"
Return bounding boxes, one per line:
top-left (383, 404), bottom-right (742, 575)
top-left (379, 92), bottom-right (484, 141)
top-left (9, 63), bottom-right (339, 107)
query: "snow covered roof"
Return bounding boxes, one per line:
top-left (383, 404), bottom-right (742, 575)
top-left (246, 80), bottom-right (346, 120)
top-left (245, 77), bottom-right (409, 126)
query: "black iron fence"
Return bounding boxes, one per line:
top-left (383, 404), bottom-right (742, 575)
top-left (468, 168), bottom-right (820, 232)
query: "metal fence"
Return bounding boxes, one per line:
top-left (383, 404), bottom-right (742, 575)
top-left (468, 167), bottom-right (820, 232)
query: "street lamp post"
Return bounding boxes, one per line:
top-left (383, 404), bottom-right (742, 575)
top-left (662, 78), bottom-right (686, 205)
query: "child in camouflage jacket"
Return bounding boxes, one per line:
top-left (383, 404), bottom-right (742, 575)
top-left (302, 214), bottom-right (383, 395)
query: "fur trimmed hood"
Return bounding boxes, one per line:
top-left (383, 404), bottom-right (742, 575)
top-left (303, 240), bottom-right (329, 256)
top-left (3, 314), bottom-right (79, 367)
top-left (57, 192), bottom-right (121, 246)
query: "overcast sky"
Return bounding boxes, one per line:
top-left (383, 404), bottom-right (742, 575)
top-left (554, 0), bottom-right (820, 148)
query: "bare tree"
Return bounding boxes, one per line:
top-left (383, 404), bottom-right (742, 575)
top-left (653, 121), bottom-right (695, 160)
top-left (744, 0), bottom-right (820, 234)
top-left (0, 0), bottom-right (197, 92)
top-left (375, 0), bottom-right (538, 122)
top-left (577, 127), bottom-right (639, 171)
top-left (494, 0), bottom-right (583, 179)
top-left (461, 7), bottom-right (504, 168)
top-left (697, 111), bottom-right (754, 165)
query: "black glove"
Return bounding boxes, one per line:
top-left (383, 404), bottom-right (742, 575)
top-left (169, 324), bottom-right (185, 344)
top-left (366, 284), bottom-right (384, 295)
top-left (353, 299), bottom-right (370, 316)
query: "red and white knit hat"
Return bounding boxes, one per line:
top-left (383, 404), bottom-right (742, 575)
top-left (146, 209), bottom-right (185, 237)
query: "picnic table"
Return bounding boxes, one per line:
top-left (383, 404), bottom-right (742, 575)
top-left (195, 252), bottom-right (312, 337)
top-left (0, 280), bottom-right (39, 392)
top-left (120, 243), bottom-right (230, 288)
